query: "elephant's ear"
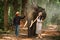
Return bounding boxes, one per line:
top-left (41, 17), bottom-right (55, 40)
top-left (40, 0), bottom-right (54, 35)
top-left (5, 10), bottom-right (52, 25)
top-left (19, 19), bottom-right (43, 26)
top-left (38, 6), bottom-right (47, 20)
top-left (32, 6), bottom-right (47, 20)
top-left (42, 10), bottom-right (46, 20)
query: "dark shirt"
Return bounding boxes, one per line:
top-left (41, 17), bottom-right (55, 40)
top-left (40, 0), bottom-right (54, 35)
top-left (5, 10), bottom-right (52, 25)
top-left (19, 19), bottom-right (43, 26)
top-left (13, 16), bottom-right (25, 25)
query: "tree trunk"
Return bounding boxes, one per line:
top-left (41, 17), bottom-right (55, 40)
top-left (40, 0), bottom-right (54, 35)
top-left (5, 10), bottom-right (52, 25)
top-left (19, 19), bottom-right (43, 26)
top-left (4, 0), bottom-right (8, 30)
top-left (21, 0), bottom-right (28, 15)
top-left (12, 0), bottom-right (19, 14)
top-left (22, 0), bottom-right (32, 37)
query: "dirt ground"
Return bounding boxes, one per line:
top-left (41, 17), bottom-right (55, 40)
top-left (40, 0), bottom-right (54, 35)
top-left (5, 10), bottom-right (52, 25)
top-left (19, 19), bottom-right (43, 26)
top-left (0, 31), bottom-right (60, 40)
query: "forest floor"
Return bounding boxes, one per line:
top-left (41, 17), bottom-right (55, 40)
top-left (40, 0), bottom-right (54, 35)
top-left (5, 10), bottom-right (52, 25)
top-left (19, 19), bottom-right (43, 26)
top-left (0, 24), bottom-right (60, 40)
top-left (0, 30), bottom-right (60, 40)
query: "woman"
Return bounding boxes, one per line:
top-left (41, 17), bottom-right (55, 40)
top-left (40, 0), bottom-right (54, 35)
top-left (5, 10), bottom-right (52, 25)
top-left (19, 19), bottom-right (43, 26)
top-left (36, 12), bottom-right (43, 38)
top-left (29, 6), bottom-right (46, 37)
top-left (30, 11), bottom-right (43, 38)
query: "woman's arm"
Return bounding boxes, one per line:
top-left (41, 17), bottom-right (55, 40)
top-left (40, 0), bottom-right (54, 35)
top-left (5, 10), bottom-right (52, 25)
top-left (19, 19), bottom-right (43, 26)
top-left (40, 17), bottom-right (44, 23)
top-left (40, 20), bottom-right (44, 23)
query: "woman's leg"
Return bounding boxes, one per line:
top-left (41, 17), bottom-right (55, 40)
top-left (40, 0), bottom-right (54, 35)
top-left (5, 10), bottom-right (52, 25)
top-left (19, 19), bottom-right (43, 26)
top-left (38, 30), bottom-right (42, 38)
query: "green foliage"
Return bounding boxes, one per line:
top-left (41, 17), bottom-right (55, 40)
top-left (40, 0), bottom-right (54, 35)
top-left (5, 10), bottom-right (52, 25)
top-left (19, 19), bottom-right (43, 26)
top-left (8, 0), bottom-right (22, 26)
top-left (51, 14), bottom-right (60, 25)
